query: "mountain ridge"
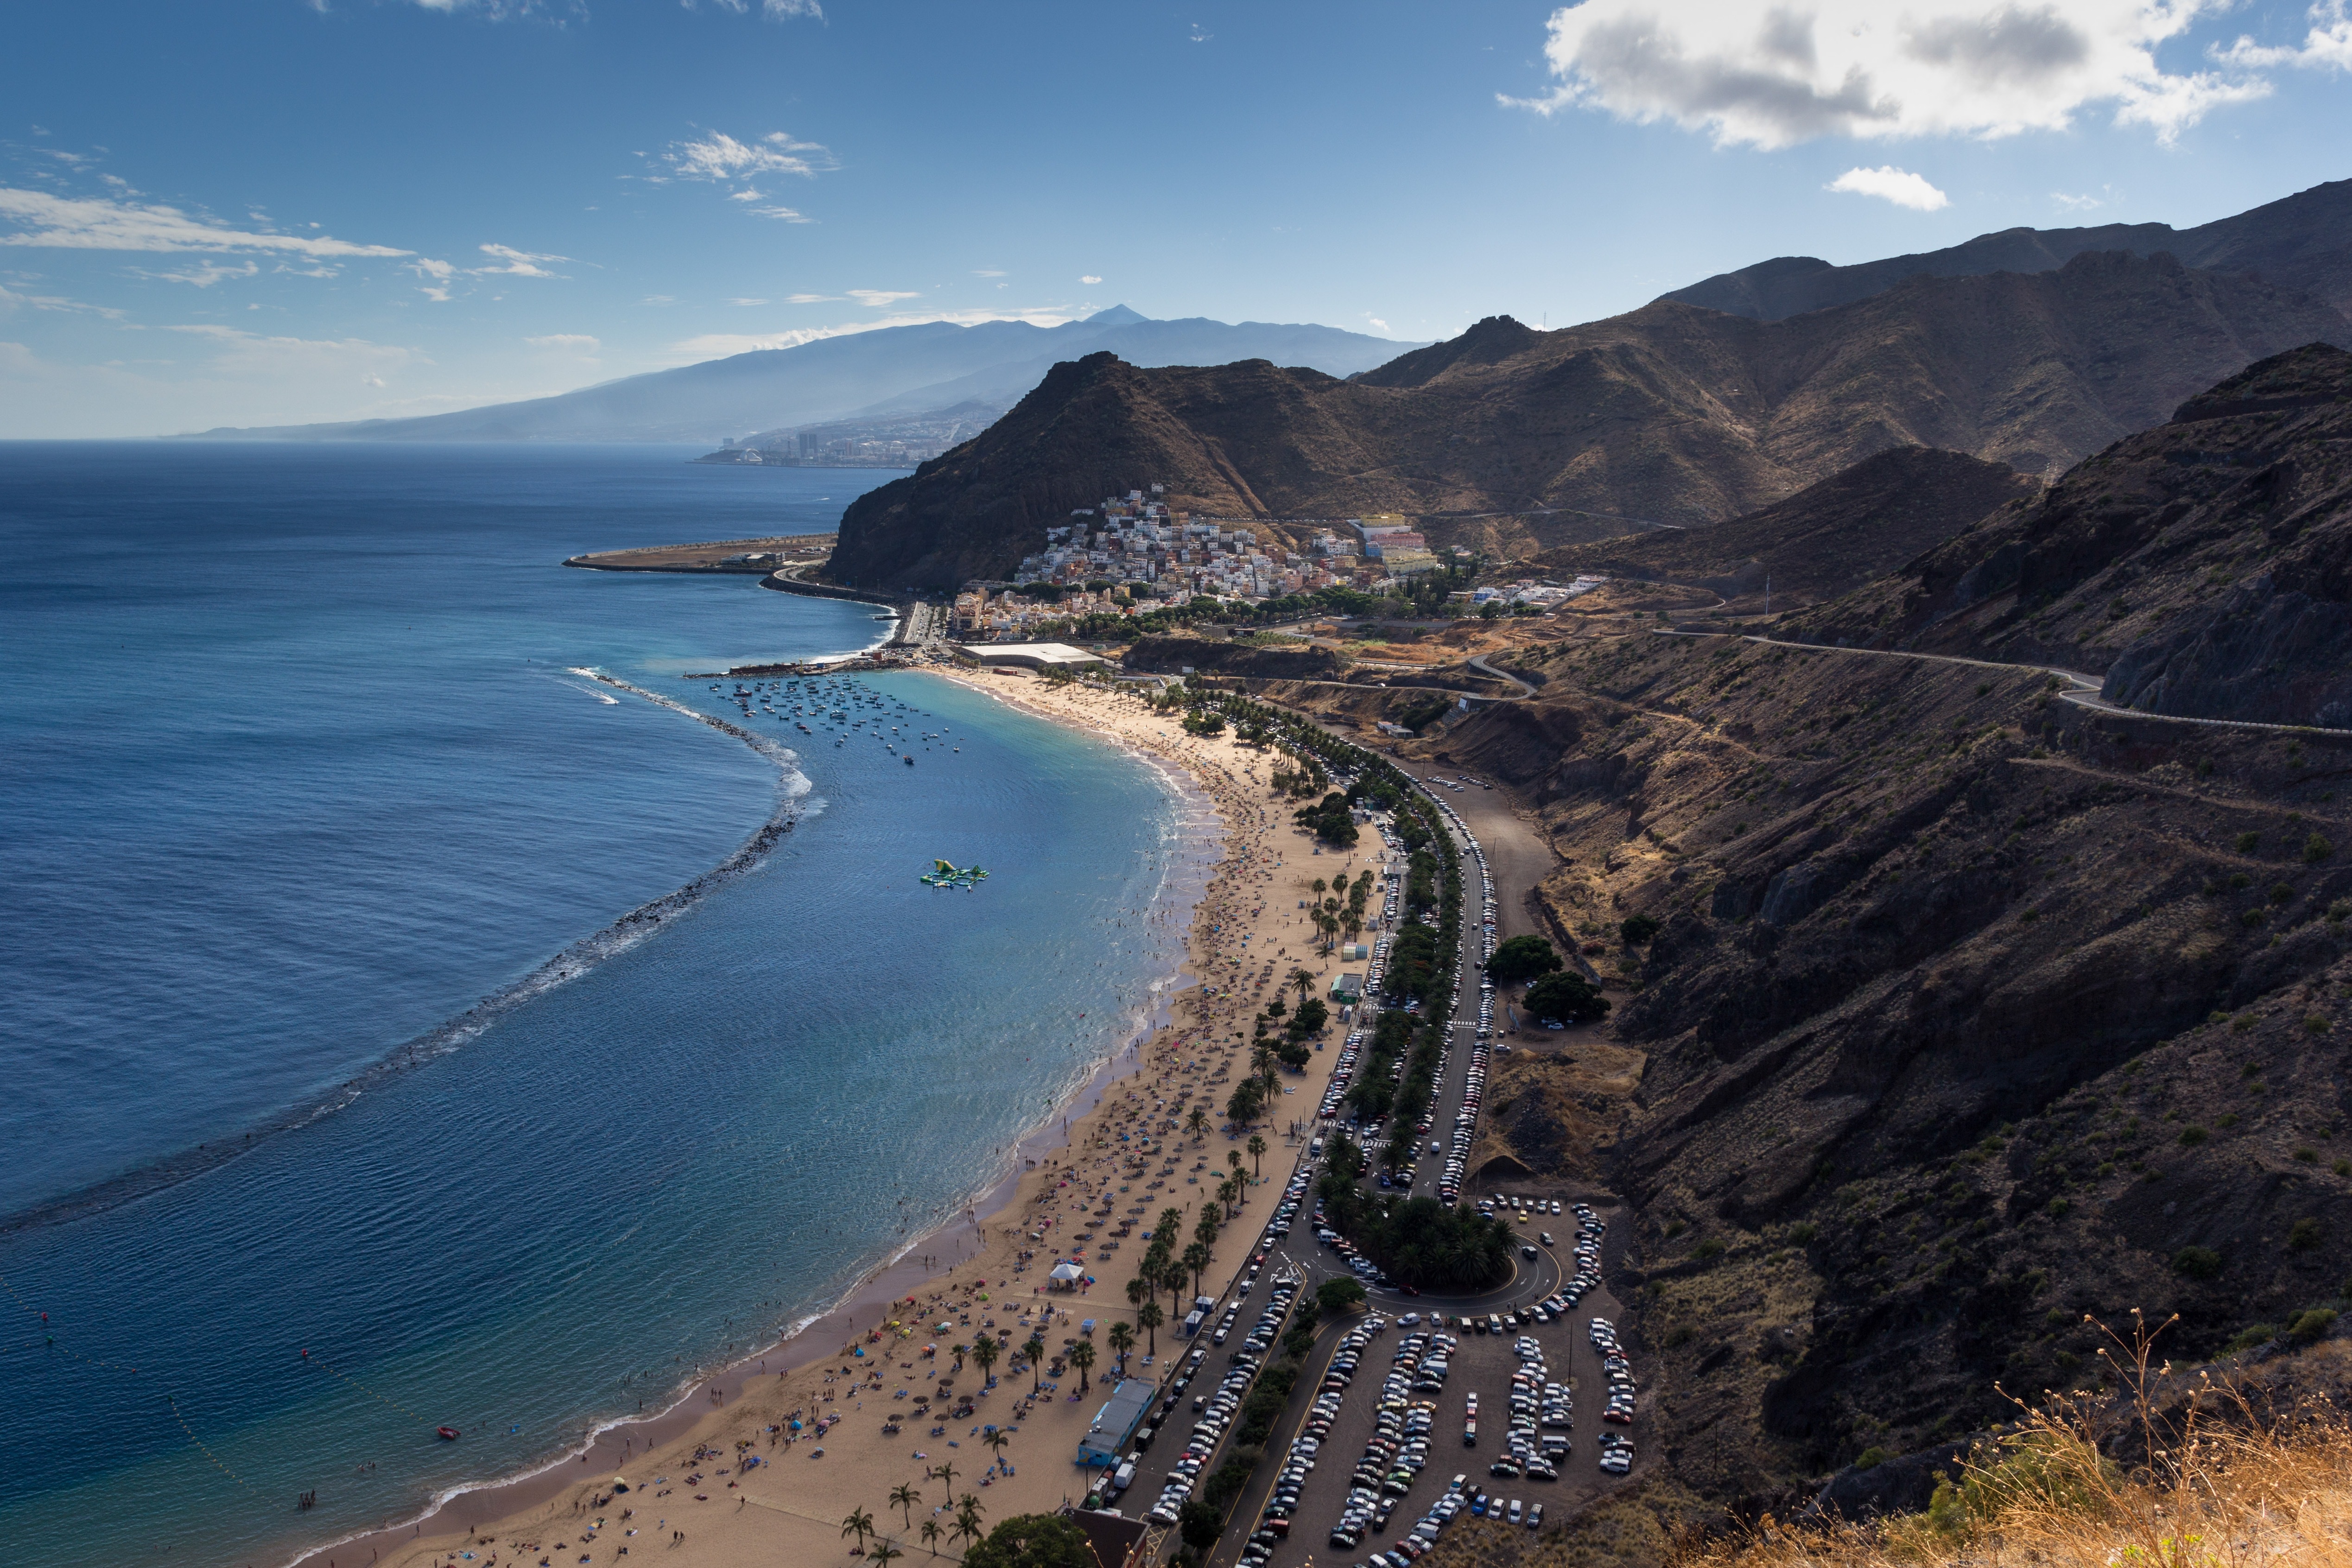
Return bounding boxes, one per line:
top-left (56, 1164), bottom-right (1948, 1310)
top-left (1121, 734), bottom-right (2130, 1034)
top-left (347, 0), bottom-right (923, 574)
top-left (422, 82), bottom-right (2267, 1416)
top-left (831, 251), bottom-right (2349, 590)
top-left (1662, 175), bottom-right (2352, 321)
top-left (178, 309), bottom-right (1423, 445)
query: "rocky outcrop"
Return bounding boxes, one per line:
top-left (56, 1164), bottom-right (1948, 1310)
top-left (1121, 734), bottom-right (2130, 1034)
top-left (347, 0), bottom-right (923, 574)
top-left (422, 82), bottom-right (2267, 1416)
top-left (2103, 577), bottom-right (2352, 728)
top-left (1790, 343), bottom-right (2352, 727)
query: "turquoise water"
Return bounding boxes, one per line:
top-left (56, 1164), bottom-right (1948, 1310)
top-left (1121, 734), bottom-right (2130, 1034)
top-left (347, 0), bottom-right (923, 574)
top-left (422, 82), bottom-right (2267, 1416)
top-left (0, 444), bottom-right (1199, 1568)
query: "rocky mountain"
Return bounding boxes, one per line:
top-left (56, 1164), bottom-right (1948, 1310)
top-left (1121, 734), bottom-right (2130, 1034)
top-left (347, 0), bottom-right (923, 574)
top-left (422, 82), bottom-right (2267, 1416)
top-left (1789, 343), bottom-right (2352, 729)
top-left (179, 307), bottom-right (1420, 444)
top-left (1209, 351), bottom-right (2352, 1561)
top-left (833, 254), bottom-right (2347, 590)
top-left (1665, 176), bottom-right (2352, 320)
top-left (1533, 447), bottom-right (2041, 614)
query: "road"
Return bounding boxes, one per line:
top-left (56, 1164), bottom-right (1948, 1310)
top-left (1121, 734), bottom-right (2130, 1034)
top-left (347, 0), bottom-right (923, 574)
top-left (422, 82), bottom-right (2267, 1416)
top-left (1661, 628), bottom-right (2344, 738)
top-left (1176, 779), bottom-right (1637, 1567)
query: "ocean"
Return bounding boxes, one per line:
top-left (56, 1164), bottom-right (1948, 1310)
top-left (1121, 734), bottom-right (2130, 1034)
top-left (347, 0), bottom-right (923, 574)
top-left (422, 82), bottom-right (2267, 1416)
top-left (0, 443), bottom-right (1205, 1568)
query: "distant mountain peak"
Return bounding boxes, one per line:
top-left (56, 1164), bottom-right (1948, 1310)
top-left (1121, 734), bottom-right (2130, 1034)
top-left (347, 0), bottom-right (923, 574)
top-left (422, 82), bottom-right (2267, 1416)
top-left (1084, 305), bottom-right (1150, 325)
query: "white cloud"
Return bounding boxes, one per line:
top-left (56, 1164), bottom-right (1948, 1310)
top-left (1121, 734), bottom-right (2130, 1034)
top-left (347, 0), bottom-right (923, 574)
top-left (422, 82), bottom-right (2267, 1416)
top-left (972, 268), bottom-right (1006, 277)
top-left (1079, 274), bottom-right (1102, 284)
top-left (0, 282), bottom-right (127, 318)
top-left (681, 0), bottom-right (825, 16)
top-left (475, 243), bottom-right (569, 278)
top-left (128, 259), bottom-right (261, 287)
top-left (0, 188), bottom-right (410, 257)
top-left (1505, 0), bottom-right (2272, 148)
top-left (156, 323), bottom-right (418, 383)
top-left (402, 0), bottom-right (582, 17)
top-left (1827, 164), bottom-right (1950, 209)
top-left (658, 130), bottom-right (836, 183)
top-left (785, 292), bottom-right (840, 303)
top-left (727, 188), bottom-right (766, 202)
top-left (664, 304), bottom-right (1081, 361)
top-left (748, 204), bottom-right (812, 222)
top-left (1363, 314), bottom-right (1392, 332)
top-left (2050, 185), bottom-right (2115, 209)
top-left (525, 333), bottom-right (599, 349)
top-left (2218, 0), bottom-right (2352, 70)
top-left (848, 288), bottom-right (919, 307)
top-left (725, 297), bottom-right (769, 306)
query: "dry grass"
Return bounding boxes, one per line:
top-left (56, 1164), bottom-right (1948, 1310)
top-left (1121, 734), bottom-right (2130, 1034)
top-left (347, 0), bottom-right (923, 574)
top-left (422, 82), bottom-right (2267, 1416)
top-left (1677, 1317), bottom-right (2352, 1568)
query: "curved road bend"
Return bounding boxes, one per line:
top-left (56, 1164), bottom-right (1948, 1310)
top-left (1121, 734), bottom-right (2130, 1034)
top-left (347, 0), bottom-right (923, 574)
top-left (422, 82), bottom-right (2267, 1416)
top-left (1658, 628), bottom-right (2343, 738)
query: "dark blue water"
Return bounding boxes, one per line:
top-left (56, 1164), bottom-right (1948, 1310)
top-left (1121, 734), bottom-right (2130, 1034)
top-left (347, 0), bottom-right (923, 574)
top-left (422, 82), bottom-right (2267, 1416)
top-left (0, 444), bottom-right (1201, 1568)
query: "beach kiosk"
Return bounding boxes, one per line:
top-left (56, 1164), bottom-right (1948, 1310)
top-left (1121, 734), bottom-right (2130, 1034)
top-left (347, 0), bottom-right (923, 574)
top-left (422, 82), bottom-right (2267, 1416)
top-left (1330, 972), bottom-right (1364, 1004)
top-left (1077, 1379), bottom-right (1156, 1468)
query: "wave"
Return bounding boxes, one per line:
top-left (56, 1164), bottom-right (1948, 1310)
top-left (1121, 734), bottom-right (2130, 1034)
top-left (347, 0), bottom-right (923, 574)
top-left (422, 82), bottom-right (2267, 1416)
top-left (0, 671), bottom-right (813, 1239)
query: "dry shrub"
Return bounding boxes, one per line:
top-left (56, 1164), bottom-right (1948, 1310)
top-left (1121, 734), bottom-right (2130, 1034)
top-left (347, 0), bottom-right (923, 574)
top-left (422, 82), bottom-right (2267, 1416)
top-left (1678, 1312), bottom-right (2352, 1568)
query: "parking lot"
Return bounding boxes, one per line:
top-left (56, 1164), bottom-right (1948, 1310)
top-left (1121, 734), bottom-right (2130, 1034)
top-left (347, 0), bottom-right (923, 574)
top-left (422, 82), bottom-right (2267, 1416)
top-left (1191, 1193), bottom-right (1635, 1568)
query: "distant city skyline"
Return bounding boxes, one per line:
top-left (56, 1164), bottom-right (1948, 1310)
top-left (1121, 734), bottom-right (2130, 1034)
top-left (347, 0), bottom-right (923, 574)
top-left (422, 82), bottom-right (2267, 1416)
top-left (4, 0), bottom-right (2348, 437)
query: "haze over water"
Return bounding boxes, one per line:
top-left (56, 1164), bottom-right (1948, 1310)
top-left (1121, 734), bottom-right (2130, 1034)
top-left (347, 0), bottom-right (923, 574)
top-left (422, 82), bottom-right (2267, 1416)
top-left (0, 444), bottom-right (1203, 1568)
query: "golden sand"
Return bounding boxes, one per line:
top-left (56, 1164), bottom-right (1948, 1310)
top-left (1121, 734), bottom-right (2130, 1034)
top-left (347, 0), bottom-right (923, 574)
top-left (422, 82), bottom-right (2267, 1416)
top-left (337, 672), bottom-right (1378, 1568)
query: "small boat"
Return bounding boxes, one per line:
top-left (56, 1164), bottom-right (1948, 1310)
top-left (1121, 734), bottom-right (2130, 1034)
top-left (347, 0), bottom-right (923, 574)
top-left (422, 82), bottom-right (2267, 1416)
top-left (437, 1426), bottom-right (460, 1441)
top-left (904, 755), bottom-right (915, 766)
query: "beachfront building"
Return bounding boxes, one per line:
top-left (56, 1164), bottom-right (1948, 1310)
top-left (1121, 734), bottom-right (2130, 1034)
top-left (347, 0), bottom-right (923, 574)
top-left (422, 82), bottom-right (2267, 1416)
top-left (950, 642), bottom-right (1109, 672)
top-left (1077, 1378), bottom-right (1158, 1467)
top-left (1468, 575), bottom-right (1608, 610)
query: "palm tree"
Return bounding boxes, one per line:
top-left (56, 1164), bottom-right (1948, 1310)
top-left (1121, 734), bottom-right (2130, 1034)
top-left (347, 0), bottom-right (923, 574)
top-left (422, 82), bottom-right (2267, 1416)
top-left (983, 1428), bottom-right (1012, 1465)
top-left (953, 1495), bottom-right (985, 1553)
top-left (1157, 1208), bottom-right (1184, 1243)
top-left (1068, 1338), bottom-right (1097, 1394)
top-left (1137, 1300), bottom-right (1163, 1357)
top-left (889, 1483), bottom-right (922, 1531)
top-left (970, 1334), bottom-right (1000, 1387)
top-left (927, 1461), bottom-right (958, 1506)
top-left (1022, 1335), bottom-right (1046, 1394)
top-left (1248, 1134), bottom-right (1267, 1176)
top-left (870, 1540), bottom-right (905, 1568)
top-left (1186, 1107), bottom-right (1208, 1143)
top-left (1290, 967), bottom-right (1318, 1007)
top-left (1228, 1150), bottom-right (1244, 1178)
top-left (949, 1343), bottom-right (967, 1373)
top-left (1126, 1275), bottom-right (1148, 1312)
top-left (841, 1506), bottom-right (876, 1556)
top-left (1107, 1321), bottom-right (1136, 1378)
top-left (919, 1519), bottom-right (942, 1557)
top-left (1182, 1241), bottom-right (1211, 1300)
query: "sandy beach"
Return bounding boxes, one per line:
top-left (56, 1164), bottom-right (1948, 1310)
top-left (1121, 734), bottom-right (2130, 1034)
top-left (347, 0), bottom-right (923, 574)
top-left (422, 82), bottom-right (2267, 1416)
top-left (315, 670), bottom-right (1380, 1568)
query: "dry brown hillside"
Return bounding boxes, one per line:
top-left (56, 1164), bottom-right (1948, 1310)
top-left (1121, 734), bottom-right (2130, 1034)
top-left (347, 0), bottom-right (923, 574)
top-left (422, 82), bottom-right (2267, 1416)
top-left (1534, 448), bottom-right (2041, 616)
top-left (830, 254), bottom-right (2346, 591)
top-left (1791, 343), bottom-right (2352, 728)
top-left (1267, 627), bottom-right (2352, 1568)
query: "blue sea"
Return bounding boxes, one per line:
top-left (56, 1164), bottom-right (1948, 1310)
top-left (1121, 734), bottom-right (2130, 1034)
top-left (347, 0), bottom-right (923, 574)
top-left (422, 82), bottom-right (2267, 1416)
top-left (0, 444), bottom-right (1204, 1568)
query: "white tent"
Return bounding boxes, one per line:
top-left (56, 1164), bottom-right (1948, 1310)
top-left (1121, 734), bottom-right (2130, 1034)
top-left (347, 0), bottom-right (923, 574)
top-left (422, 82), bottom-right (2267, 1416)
top-left (1047, 1262), bottom-right (1084, 1283)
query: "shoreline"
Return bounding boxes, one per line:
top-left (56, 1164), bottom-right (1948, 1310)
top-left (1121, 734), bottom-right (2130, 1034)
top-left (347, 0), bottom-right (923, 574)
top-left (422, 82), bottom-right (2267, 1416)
top-left (335, 667), bottom-right (1363, 1568)
top-left (277, 666), bottom-right (1231, 1568)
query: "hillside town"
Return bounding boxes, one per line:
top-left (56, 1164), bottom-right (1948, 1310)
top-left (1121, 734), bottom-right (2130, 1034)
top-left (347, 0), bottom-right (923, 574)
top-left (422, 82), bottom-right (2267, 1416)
top-left (946, 486), bottom-right (1601, 640)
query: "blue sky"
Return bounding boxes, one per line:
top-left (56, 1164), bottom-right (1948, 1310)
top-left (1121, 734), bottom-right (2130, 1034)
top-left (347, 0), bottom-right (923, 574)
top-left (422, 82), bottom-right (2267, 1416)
top-left (3, 0), bottom-right (2348, 437)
